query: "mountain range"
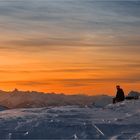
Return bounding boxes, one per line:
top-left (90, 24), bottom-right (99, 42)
top-left (0, 89), bottom-right (139, 109)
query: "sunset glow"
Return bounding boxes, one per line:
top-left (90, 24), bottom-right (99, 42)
top-left (0, 0), bottom-right (140, 95)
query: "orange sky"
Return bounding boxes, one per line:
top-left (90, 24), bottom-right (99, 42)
top-left (0, 48), bottom-right (139, 95)
top-left (0, 0), bottom-right (140, 95)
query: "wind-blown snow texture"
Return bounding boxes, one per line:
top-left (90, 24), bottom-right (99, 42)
top-left (0, 100), bottom-right (140, 139)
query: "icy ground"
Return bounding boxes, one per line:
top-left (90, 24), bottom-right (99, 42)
top-left (0, 100), bottom-right (140, 139)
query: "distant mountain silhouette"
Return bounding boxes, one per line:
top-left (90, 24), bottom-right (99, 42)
top-left (0, 105), bottom-right (8, 111)
top-left (0, 89), bottom-right (111, 108)
top-left (0, 89), bottom-right (139, 109)
top-left (0, 89), bottom-right (113, 109)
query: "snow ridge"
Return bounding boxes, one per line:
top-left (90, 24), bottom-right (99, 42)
top-left (0, 100), bottom-right (139, 139)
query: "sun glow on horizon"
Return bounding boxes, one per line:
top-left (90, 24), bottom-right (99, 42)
top-left (0, 0), bottom-right (140, 95)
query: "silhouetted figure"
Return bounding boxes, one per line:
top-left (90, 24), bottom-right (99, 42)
top-left (113, 85), bottom-right (125, 104)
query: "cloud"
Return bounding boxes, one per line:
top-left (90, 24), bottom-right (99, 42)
top-left (0, 0), bottom-right (139, 54)
top-left (0, 0), bottom-right (140, 92)
top-left (3, 75), bottom-right (140, 88)
top-left (58, 77), bottom-right (140, 85)
top-left (0, 68), bottom-right (101, 74)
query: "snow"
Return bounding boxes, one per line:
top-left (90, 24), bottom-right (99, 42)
top-left (0, 105), bottom-right (8, 111)
top-left (0, 89), bottom-right (112, 108)
top-left (0, 100), bottom-right (140, 139)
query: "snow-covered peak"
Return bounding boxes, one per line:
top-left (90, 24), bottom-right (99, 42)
top-left (0, 90), bottom-right (112, 109)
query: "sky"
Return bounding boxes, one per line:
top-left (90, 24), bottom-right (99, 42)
top-left (0, 0), bottom-right (140, 95)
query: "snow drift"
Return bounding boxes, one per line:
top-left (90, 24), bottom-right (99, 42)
top-left (0, 99), bottom-right (140, 139)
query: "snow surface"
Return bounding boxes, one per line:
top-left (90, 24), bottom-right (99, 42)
top-left (0, 100), bottom-right (140, 139)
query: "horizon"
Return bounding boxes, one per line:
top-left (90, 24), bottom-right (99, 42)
top-left (0, 0), bottom-right (140, 95)
top-left (0, 87), bottom-right (139, 97)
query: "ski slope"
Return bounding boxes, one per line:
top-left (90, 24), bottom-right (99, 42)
top-left (0, 100), bottom-right (140, 139)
